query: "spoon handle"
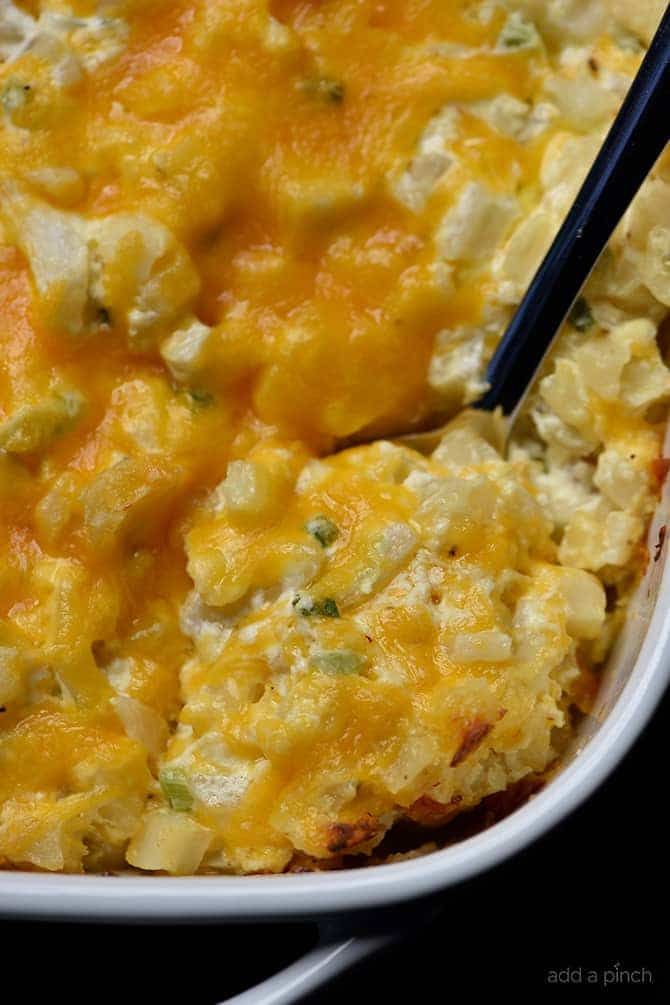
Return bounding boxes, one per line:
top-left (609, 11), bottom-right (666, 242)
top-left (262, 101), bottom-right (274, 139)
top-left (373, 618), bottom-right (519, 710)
top-left (477, 6), bottom-right (670, 416)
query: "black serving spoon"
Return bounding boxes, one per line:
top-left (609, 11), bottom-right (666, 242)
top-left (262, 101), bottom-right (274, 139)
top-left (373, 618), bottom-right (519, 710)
top-left (400, 5), bottom-right (670, 453)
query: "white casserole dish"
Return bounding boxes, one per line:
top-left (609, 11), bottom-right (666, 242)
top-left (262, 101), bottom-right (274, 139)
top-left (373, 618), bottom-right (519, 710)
top-left (1, 443), bottom-right (669, 1004)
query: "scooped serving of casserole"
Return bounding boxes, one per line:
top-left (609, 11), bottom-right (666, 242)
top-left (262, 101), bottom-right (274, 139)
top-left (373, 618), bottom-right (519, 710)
top-left (0, 0), bottom-right (668, 876)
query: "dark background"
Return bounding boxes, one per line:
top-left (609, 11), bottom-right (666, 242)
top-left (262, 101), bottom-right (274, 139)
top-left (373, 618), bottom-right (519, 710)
top-left (2, 688), bottom-right (667, 1003)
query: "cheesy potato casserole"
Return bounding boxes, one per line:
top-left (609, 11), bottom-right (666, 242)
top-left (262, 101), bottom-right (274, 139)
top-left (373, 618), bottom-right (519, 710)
top-left (1, 0), bottom-right (669, 875)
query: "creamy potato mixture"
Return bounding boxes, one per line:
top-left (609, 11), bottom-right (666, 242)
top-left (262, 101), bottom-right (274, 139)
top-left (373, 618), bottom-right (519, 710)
top-left (1, 0), bottom-right (669, 874)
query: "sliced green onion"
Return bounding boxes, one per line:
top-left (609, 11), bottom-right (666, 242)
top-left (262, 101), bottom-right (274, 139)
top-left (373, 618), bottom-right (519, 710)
top-left (159, 767), bottom-right (193, 812)
top-left (497, 13), bottom-right (540, 50)
top-left (306, 515), bottom-right (339, 548)
top-left (569, 297), bottom-right (595, 332)
top-left (292, 594), bottom-right (340, 618)
top-left (310, 650), bottom-right (365, 675)
top-left (319, 597), bottom-right (340, 618)
top-left (298, 77), bottom-right (345, 104)
top-left (187, 388), bottom-right (215, 408)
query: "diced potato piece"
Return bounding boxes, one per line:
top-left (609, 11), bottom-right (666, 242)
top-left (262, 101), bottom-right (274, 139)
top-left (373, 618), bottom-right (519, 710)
top-left (530, 455), bottom-right (595, 528)
top-left (585, 319), bottom-right (670, 411)
top-left (218, 460), bottom-right (277, 519)
top-left (450, 630), bottom-right (513, 663)
top-left (212, 445), bottom-right (305, 522)
top-left (88, 212), bottom-right (200, 349)
top-left (496, 210), bottom-right (556, 298)
top-left (594, 449), bottom-right (648, 511)
top-left (415, 475), bottom-right (498, 542)
top-left (559, 501), bottom-right (644, 571)
top-left (349, 522), bottom-right (418, 602)
top-left (539, 359), bottom-right (597, 444)
top-left (126, 809), bottom-right (212, 874)
top-left (275, 174), bottom-right (368, 233)
top-left (623, 179), bottom-right (670, 249)
top-left (544, 76), bottom-right (618, 131)
top-left (432, 422), bottom-right (501, 469)
top-left (436, 183), bottom-right (517, 262)
top-left (0, 186), bottom-right (199, 345)
top-left (621, 360), bottom-right (670, 411)
top-left (188, 531), bottom-right (323, 609)
top-left (541, 132), bottom-right (601, 216)
top-left (160, 317), bottom-right (214, 382)
top-left (111, 695), bottom-right (167, 758)
top-left (517, 0), bottom-right (605, 43)
top-left (555, 567), bottom-right (606, 639)
top-left (12, 557), bottom-right (119, 678)
top-left (0, 6), bottom-right (128, 76)
top-left (643, 227), bottom-right (670, 306)
top-left (392, 106), bottom-right (458, 211)
top-left (468, 94), bottom-right (531, 139)
top-left (573, 333), bottom-right (631, 401)
top-left (427, 328), bottom-right (488, 406)
top-left (263, 15), bottom-right (300, 54)
top-left (24, 167), bottom-right (85, 206)
top-left (0, 794), bottom-right (92, 872)
top-left (34, 471), bottom-right (81, 544)
top-left (0, 2), bottom-right (35, 62)
top-left (394, 148), bottom-right (453, 212)
top-left (49, 13), bottom-right (129, 73)
top-left (607, 0), bottom-right (666, 45)
top-left (82, 457), bottom-right (179, 552)
top-left (0, 390), bottom-right (85, 454)
top-left (0, 183), bottom-right (89, 334)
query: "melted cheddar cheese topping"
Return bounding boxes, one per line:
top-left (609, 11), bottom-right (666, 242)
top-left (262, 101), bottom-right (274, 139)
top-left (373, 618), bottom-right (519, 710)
top-left (1, 0), bottom-right (669, 873)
